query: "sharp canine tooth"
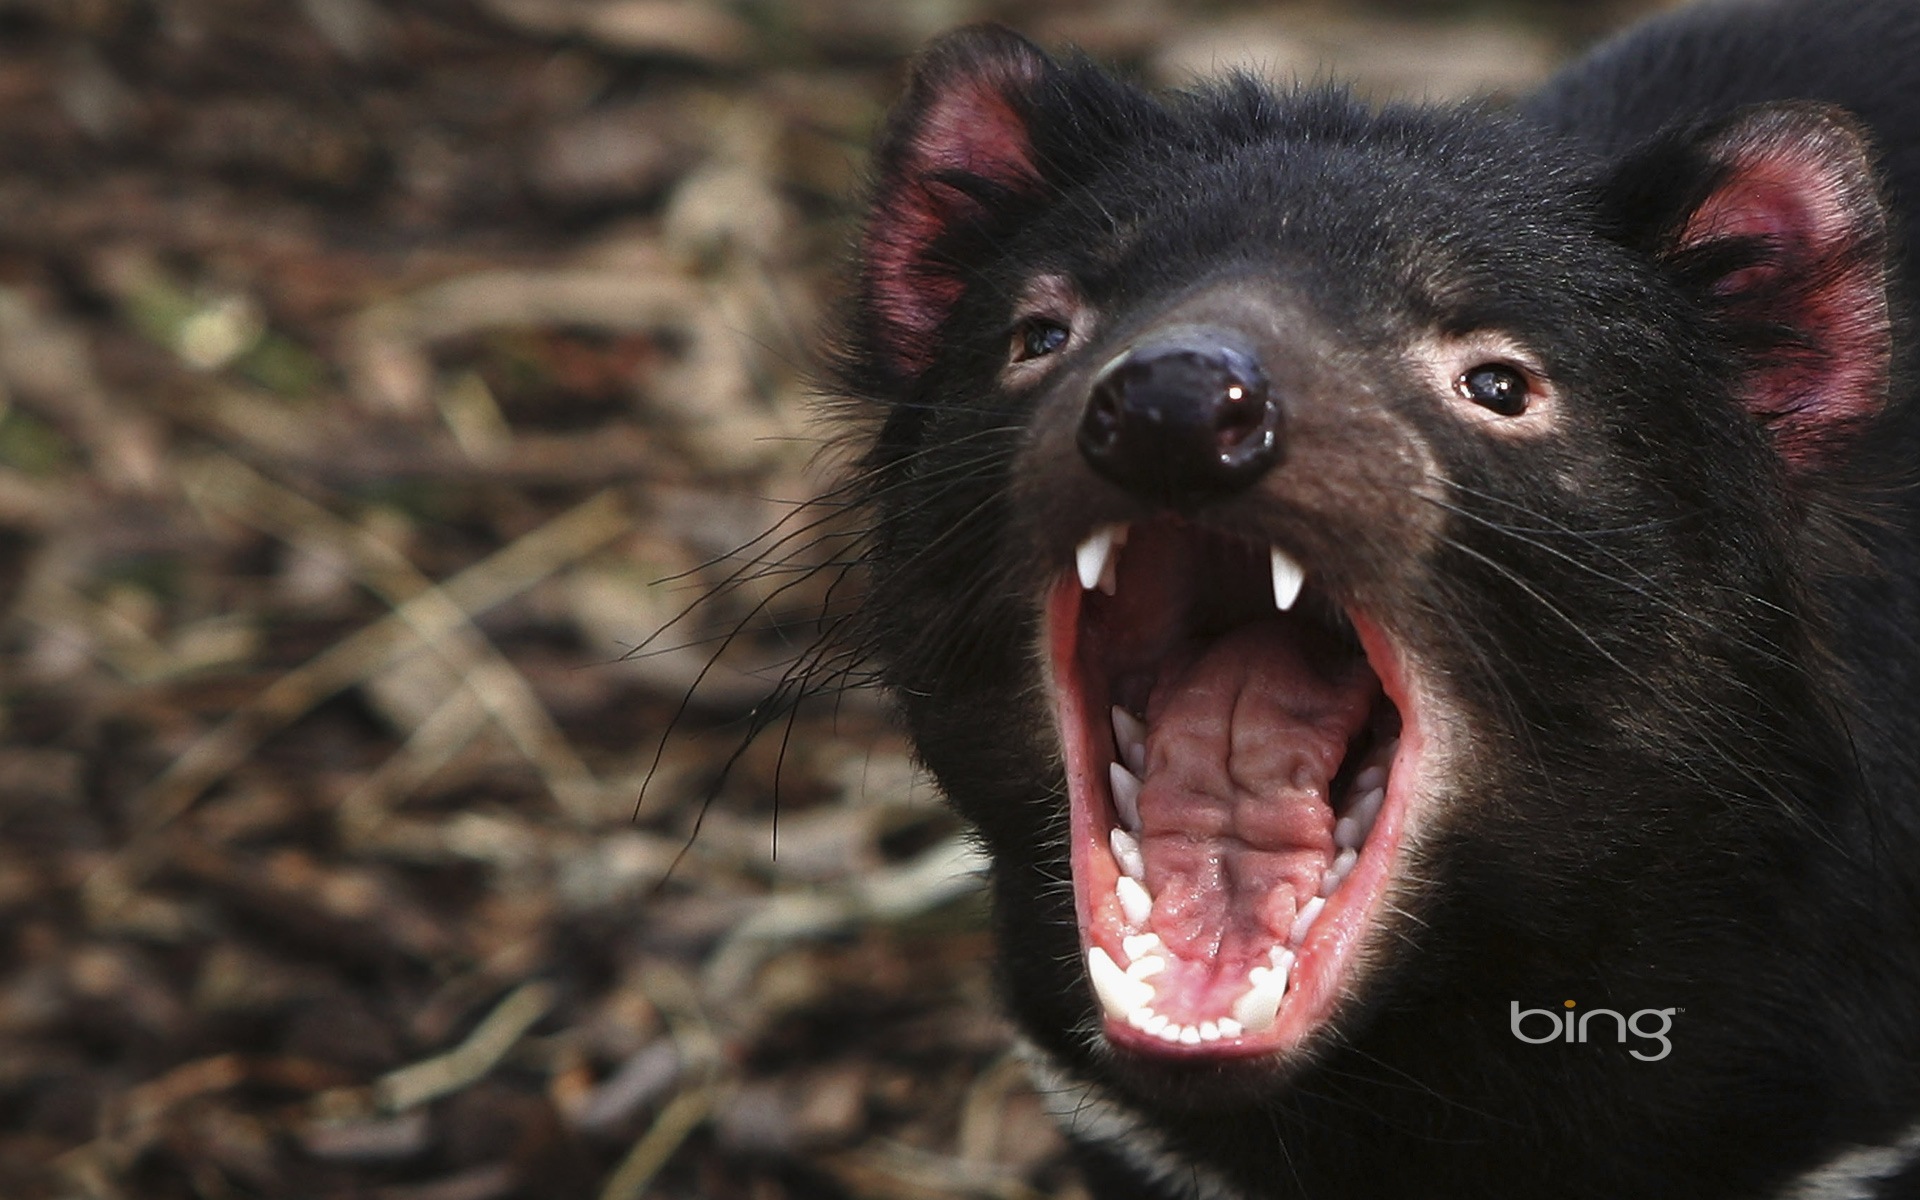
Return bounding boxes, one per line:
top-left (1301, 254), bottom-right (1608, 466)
top-left (1111, 707), bottom-right (1148, 775)
top-left (1232, 955), bottom-right (1292, 1032)
top-left (1088, 947), bottom-right (1153, 1018)
top-left (1116, 875), bottom-right (1153, 925)
top-left (1289, 896), bottom-right (1326, 946)
top-left (1269, 546), bottom-right (1305, 611)
top-left (1109, 763), bottom-right (1143, 831)
top-left (1123, 933), bottom-right (1163, 959)
top-left (1109, 827), bottom-right (1146, 880)
top-left (1077, 525), bottom-right (1122, 591)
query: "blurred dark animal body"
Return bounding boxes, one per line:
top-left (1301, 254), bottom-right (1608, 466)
top-left (834, 1), bottom-right (1920, 1196)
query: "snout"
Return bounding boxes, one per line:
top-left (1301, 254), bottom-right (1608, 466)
top-left (1076, 331), bottom-right (1284, 507)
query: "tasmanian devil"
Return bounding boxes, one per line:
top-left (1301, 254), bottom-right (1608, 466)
top-left (825, 0), bottom-right (1920, 1195)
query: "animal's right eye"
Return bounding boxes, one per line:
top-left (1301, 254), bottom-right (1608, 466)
top-left (1456, 363), bottom-right (1531, 415)
top-left (1012, 319), bottom-right (1071, 363)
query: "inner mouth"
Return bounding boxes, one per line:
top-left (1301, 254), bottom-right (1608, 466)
top-left (1046, 517), bottom-right (1418, 1058)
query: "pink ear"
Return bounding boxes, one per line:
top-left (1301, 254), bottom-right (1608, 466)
top-left (862, 27), bottom-right (1051, 377)
top-left (1671, 105), bottom-right (1890, 470)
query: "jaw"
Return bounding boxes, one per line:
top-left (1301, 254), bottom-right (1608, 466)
top-left (1045, 517), bottom-right (1431, 1062)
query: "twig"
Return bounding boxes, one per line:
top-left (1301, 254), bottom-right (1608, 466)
top-left (135, 479), bottom-right (629, 832)
top-left (593, 1082), bottom-right (719, 1200)
top-left (180, 453), bottom-right (605, 819)
top-left (375, 981), bottom-right (557, 1113)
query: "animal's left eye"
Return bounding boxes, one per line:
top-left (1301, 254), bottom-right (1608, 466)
top-left (1012, 319), bottom-right (1071, 363)
top-left (1456, 363), bottom-right (1530, 415)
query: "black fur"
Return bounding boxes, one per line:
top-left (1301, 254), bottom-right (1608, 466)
top-left (831, 2), bottom-right (1920, 1196)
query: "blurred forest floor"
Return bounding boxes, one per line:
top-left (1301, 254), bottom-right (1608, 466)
top-left (0, 0), bottom-right (1656, 1196)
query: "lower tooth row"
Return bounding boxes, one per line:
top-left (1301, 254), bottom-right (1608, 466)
top-left (1088, 940), bottom-right (1299, 1039)
top-left (1091, 749), bottom-right (1395, 1042)
top-left (1127, 1008), bottom-right (1246, 1044)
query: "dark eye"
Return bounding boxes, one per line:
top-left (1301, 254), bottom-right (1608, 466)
top-left (1011, 318), bottom-right (1070, 363)
top-left (1456, 363), bottom-right (1530, 415)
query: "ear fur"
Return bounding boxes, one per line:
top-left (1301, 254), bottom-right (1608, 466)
top-left (859, 25), bottom-right (1053, 378)
top-left (1608, 103), bottom-right (1893, 470)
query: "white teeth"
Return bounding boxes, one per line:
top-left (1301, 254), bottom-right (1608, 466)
top-left (1109, 827), bottom-right (1146, 880)
top-left (1110, 706), bottom-right (1148, 775)
top-left (1109, 762), bottom-right (1143, 831)
top-left (1122, 932), bottom-right (1164, 959)
top-left (1321, 846), bottom-right (1359, 896)
top-left (1156, 1022), bottom-right (1182, 1043)
top-left (1198, 1021), bottom-right (1220, 1042)
top-left (1289, 896), bottom-right (1325, 947)
top-left (1088, 946), bottom-right (1153, 1019)
top-left (1348, 787), bottom-right (1384, 839)
top-left (1116, 874), bottom-right (1154, 925)
top-left (1178, 1025), bottom-right (1202, 1045)
top-left (1076, 524), bottom-right (1127, 592)
top-left (1269, 546), bottom-right (1306, 611)
top-left (1143, 1012), bottom-right (1170, 1036)
top-left (1075, 527), bottom-right (1115, 590)
top-left (1232, 953), bottom-right (1292, 1032)
top-left (1333, 815), bottom-right (1364, 851)
top-left (1353, 765), bottom-right (1387, 794)
top-left (1126, 954), bottom-right (1167, 981)
top-left (1216, 1017), bottom-right (1243, 1039)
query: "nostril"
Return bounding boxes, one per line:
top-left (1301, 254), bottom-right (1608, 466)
top-left (1215, 376), bottom-right (1271, 449)
top-left (1076, 336), bottom-right (1284, 506)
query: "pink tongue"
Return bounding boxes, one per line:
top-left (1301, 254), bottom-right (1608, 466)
top-left (1136, 620), bottom-right (1378, 963)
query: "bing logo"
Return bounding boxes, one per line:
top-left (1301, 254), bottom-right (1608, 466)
top-left (1510, 999), bottom-right (1676, 1061)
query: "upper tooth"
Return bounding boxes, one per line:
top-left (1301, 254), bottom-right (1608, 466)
top-left (1111, 707), bottom-right (1147, 775)
top-left (1077, 525), bottom-right (1124, 591)
top-left (1087, 946), bottom-right (1153, 1018)
top-left (1321, 846), bottom-right (1359, 896)
top-left (1109, 763), bottom-right (1143, 830)
top-left (1289, 896), bottom-right (1326, 946)
top-left (1270, 546), bottom-right (1305, 611)
top-left (1110, 827), bottom-right (1146, 880)
top-left (1348, 787), bottom-right (1384, 838)
top-left (1333, 816), bottom-right (1365, 851)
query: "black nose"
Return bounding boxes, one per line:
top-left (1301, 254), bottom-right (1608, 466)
top-left (1076, 335), bottom-right (1283, 506)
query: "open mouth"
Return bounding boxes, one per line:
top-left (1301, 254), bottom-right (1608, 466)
top-left (1046, 517), bottom-right (1422, 1059)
